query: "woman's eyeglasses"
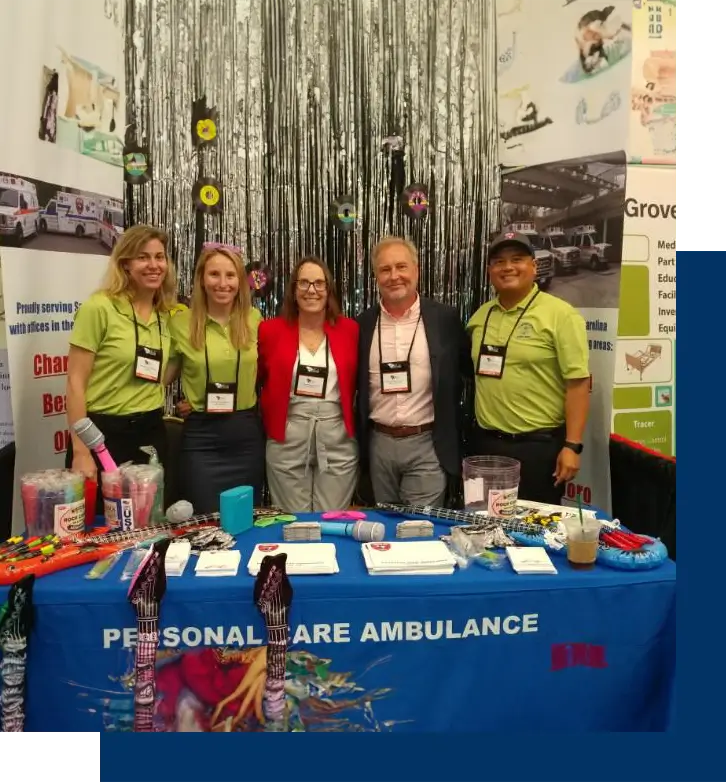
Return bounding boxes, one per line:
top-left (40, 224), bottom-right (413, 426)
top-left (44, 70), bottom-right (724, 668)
top-left (297, 279), bottom-right (327, 292)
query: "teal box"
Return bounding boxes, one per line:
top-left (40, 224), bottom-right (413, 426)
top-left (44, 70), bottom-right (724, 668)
top-left (220, 486), bottom-right (253, 536)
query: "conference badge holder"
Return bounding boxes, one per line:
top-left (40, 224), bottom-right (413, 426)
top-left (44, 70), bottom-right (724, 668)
top-left (477, 345), bottom-right (506, 379)
top-left (380, 361), bottom-right (411, 394)
top-left (135, 346), bottom-right (162, 383)
top-left (294, 364), bottom-right (328, 399)
top-left (205, 381), bottom-right (236, 414)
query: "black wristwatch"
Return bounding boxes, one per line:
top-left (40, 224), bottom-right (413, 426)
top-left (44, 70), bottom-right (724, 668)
top-left (564, 441), bottom-right (584, 454)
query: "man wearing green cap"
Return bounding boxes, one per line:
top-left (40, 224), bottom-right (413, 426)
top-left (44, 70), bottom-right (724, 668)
top-left (466, 231), bottom-right (591, 504)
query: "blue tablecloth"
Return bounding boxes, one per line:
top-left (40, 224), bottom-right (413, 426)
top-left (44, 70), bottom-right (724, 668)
top-left (0, 511), bottom-right (676, 732)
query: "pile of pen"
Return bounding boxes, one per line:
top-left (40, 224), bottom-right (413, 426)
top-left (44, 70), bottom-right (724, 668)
top-left (20, 469), bottom-right (86, 537)
top-left (0, 534), bottom-right (62, 565)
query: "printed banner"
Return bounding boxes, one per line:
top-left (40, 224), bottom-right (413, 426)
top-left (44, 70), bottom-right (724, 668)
top-left (628, 0), bottom-right (676, 165)
top-left (501, 152), bottom-right (626, 512)
top-left (0, 1), bottom-right (125, 532)
top-left (496, 0), bottom-right (632, 168)
top-left (612, 165), bottom-right (675, 456)
top-left (0, 266), bottom-right (11, 448)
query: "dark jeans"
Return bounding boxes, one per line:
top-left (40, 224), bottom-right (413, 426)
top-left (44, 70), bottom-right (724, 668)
top-left (469, 424), bottom-right (566, 505)
top-left (65, 409), bottom-right (167, 516)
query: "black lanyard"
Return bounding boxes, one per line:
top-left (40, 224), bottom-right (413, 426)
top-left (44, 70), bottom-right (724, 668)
top-left (204, 328), bottom-right (241, 403)
top-left (479, 290), bottom-right (539, 352)
top-left (297, 335), bottom-right (330, 374)
top-left (131, 306), bottom-right (163, 383)
top-left (377, 308), bottom-right (422, 364)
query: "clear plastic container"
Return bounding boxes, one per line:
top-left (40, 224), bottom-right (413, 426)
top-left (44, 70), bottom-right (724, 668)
top-left (20, 469), bottom-right (85, 537)
top-left (562, 516), bottom-right (602, 570)
top-left (101, 463), bottom-right (163, 531)
top-left (462, 456), bottom-right (521, 517)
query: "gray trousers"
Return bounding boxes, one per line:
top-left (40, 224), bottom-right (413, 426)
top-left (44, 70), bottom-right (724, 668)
top-left (369, 429), bottom-right (447, 506)
top-left (266, 400), bottom-right (358, 513)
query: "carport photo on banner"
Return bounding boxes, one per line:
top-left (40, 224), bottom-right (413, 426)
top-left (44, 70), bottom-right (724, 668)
top-left (501, 151), bottom-right (626, 511)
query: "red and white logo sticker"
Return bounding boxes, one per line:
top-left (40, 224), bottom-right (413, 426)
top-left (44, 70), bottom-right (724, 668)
top-left (370, 543), bottom-right (391, 551)
top-left (504, 232), bottom-right (515, 239)
top-left (258, 544), bottom-right (278, 552)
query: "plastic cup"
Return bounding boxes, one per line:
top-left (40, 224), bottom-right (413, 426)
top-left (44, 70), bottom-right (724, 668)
top-left (462, 456), bottom-right (521, 517)
top-left (562, 516), bottom-right (602, 570)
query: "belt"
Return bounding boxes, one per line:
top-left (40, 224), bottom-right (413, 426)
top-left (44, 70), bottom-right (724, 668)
top-left (477, 425), bottom-right (564, 443)
top-left (373, 421), bottom-right (434, 438)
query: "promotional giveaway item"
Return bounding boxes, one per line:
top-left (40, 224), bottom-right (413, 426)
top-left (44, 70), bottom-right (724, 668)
top-left (0, 512), bottom-right (220, 585)
top-left (20, 469), bottom-right (85, 538)
top-left (220, 486), bottom-right (254, 535)
top-left (254, 552), bottom-right (293, 728)
top-left (127, 539), bottom-right (171, 732)
top-left (102, 463), bottom-right (163, 530)
top-left (72, 417), bottom-right (119, 472)
top-left (0, 574), bottom-right (35, 732)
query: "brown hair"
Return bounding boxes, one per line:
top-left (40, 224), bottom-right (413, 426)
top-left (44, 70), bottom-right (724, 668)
top-left (189, 246), bottom-right (253, 350)
top-left (99, 224), bottom-right (177, 311)
top-left (280, 257), bottom-right (341, 323)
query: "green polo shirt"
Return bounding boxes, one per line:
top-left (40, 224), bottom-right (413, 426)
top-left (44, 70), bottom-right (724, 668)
top-left (169, 308), bottom-right (262, 412)
top-left (466, 286), bottom-right (590, 433)
top-left (70, 292), bottom-right (174, 415)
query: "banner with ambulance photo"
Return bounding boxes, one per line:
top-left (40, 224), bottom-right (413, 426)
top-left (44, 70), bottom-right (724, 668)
top-left (0, 1), bottom-right (124, 532)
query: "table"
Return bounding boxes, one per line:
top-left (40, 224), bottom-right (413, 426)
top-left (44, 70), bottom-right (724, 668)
top-left (0, 511), bottom-right (676, 732)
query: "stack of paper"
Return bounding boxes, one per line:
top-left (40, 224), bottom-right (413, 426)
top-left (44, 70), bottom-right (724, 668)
top-left (283, 522), bottom-right (322, 542)
top-left (246, 543), bottom-right (339, 575)
top-left (505, 546), bottom-right (558, 575)
top-left (165, 539), bottom-right (191, 577)
top-left (396, 520), bottom-right (434, 539)
top-left (362, 540), bottom-right (457, 576)
top-left (195, 549), bottom-right (242, 577)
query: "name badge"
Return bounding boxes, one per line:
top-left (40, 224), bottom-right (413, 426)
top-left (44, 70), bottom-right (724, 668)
top-left (205, 381), bottom-right (236, 413)
top-left (477, 345), bottom-right (506, 379)
top-left (380, 361), bottom-right (411, 394)
top-left (135, 346), bottom-right (162, 383)
top-left (294, 365), bottom-right (328, 398)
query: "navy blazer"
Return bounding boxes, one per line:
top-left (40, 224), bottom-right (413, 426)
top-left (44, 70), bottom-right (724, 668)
top-left (356, 297), bottom-right (472, 476)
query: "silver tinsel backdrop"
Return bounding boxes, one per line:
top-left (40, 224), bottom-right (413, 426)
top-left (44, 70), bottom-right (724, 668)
top-left (123, 0), bottom-right (500, 319)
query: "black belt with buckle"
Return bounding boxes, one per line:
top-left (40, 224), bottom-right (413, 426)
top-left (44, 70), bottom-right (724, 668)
top-left (477, 425), bottom-right (565, 443)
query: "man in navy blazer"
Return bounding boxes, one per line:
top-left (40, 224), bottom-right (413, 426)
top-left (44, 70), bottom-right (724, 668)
top-left (356, 236), bottom-right (472, 507)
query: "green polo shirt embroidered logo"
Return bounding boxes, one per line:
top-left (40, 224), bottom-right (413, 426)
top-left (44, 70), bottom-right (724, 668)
top-left (169, 308), bottom-right (262, 413)
top-left (69, 293), bottom-right (174, 416)
top-left (467, 287), bottom-right (590, 434)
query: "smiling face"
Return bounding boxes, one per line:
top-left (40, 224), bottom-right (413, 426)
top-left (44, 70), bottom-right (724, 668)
top-left (295, 261), bottom-right (328, 317)
top-left (124, 239), bottom-right (168, 296)
top-left (202, 253), bottom-right (240, 309)
top-left (488, 243), bottom-right (537, 301)
top-left (374, 243), bottom-right (419, 308)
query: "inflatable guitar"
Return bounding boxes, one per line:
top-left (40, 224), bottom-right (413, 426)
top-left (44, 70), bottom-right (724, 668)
top-left (0, 513), bottom-right (220, 586)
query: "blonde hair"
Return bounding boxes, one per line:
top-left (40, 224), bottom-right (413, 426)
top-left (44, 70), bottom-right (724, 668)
top-left (189, 247), bottom-right (253, 351)
top-left (99, 224), bottom-right (177, 311)
top-left (372, 236), bottom-right (419, 269)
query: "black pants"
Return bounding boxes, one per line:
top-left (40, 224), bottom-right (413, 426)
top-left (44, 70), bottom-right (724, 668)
top-left (65, 409), bottom-right (167, 517)
top-left (179, 408), bottom-right (265, 515)
top-left (469, 424), bottom-right (566, 505)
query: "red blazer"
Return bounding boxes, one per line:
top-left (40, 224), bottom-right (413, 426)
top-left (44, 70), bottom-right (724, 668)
top-left (258, 316), bottom-right (359, 442)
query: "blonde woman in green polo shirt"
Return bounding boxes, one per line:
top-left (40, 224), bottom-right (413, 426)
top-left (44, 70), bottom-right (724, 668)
top-left (66, 224), bottom-right (177, 511)
top-left (466, 230), bottom-right (591, 505)
top-left (166, 245), bottom-right (264, 514)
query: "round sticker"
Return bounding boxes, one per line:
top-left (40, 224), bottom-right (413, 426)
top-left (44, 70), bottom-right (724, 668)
top-left (370, 543), bottom-right (391, 551)
top-left (401, 183), bottom-right (430, 220)
top-left (259, 544), bottom-right (279, 552)
top-left (196, 118), bottom-right (217, 143)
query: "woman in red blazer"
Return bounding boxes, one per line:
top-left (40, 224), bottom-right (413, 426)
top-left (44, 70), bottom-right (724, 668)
top-left (258, 257), bottom-right (359, 512)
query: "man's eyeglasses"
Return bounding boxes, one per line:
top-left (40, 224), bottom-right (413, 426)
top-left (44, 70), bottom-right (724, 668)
top-left (297, 279), bottom-right (327, 292)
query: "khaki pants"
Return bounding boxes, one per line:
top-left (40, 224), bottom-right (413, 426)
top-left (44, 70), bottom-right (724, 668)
top-left (266, 400), bottom-right (358, 513)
